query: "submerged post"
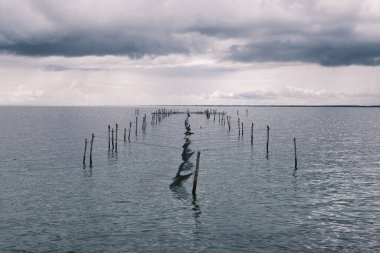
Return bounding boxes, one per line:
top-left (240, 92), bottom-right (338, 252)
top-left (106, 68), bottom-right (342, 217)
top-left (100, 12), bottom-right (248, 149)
top-left (124, 128), bottom-right (126, 142)
top-left (108, 125), bottom-right (110, 150)
top-left (242, 122), bottom-right (244, 136)
top-left (251, 123), bottom-right (253, 145)
top-left (115, 124), bottom-right (118, 152)
top-left (90, 133), bottom-right (94, 167)
top-left (238, 118), bottom-right (240, 136)
top-left (83, 138), bottom-right (87, 166)
top-left (111, 128), bottom-right (114, 151)
top-left (266, 125), bottom-right (270, 157)
top-left (192, 151), bottom-right (201, 195)
top-left (294, 137), bottom-right (298, 170)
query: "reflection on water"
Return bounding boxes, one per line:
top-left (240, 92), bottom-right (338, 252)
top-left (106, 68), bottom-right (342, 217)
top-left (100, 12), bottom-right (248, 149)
top-left (170, 185), bottom-right (201, 226)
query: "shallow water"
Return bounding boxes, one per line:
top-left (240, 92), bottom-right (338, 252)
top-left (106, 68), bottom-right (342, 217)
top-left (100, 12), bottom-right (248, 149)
top-left (0, 106), bottom-right (379, 252)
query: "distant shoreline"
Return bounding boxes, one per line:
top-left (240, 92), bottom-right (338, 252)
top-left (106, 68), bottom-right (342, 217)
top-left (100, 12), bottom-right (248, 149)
top-left (0, 104), bottom-right (379, 108)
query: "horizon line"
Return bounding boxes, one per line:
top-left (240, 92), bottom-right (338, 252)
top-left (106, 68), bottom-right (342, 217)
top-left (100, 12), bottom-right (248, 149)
top-left (0, 104), bottom-right (379, 108)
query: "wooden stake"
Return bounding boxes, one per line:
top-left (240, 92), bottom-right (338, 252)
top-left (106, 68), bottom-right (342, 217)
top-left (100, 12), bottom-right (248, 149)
top-left (266, 125), bottom-right (270, 157)
top-left (135, 116), bottom-right (138, 136)
top-left (294, 137), bottom-right (298, 170)
top-left (192, 151), bottom-right (201, 195)
top-left (108, 125), bottom-right (110, 150)
top-left (115, 124), bottom-right (118, 152)
top-left (83, 138), bottom-right (87, 166)
top-left (238, 118), bottom-right (240, 136)
top-left (128, 122), bottom-right (132, 142)
top-left (90, 133), bottom-right (94, 167)
top-left (124, 128), bottom-right (126, 142)
top-left (251, 123), bottom-right (253, 145)
top-left (111, 128), bottom-right (114, 151)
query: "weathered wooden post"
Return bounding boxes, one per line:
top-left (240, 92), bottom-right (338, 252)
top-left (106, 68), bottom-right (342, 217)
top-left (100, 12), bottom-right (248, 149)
top-left (192, 151), bottom-right (201, 195)
top-left (108, 125), bottom-right (110, 150)
top-left (135, 116), bottom-right (138, 136)
top-left (242, 122), bottom-right (244, 136)
top-left (128, 122), bottom-right (132, 142)
top-left (228, 116), bottom-right (231, 131)
top-left (251, 123), bottom-right (253, 145)
top-left (90, 133), bottom-right (94, 167)
top-left (115, 124), bottom-right (118, 152)
top-left (83, 138), bottom-right (87, 166)
top-left (294, 137), bottom-right (298, 170)
top-left (266, 125), bottom-right (270, 157)
top-left (111, 128), bottom-right (114, 151)
top-left (124, 128), bottom-right (126, 142)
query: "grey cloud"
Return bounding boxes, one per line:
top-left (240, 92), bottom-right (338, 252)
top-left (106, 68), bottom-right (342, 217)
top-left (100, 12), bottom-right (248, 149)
top-left (213, 91), bottom-right (278, 100)
top-left (210, 88), bottom-right (380, 103)
top-left (228, 40), bottom-right (380, 66)
top-left (1, 32), bottom-right (188, 57)
top-left (0, 0), bottom-right (380, 66)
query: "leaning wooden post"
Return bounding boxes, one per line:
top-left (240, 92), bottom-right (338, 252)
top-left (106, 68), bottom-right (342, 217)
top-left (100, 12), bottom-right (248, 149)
top-left (266, 125), bottom-right (270, 156)
top-left (124, 128), bottom-right (126, 142)
top-left (192, 151), bottom-right (201, 195)
top-left (111, 128), bottom-right (114, 151)
top-left (115, 124), bottom-right (118, 152)
top-left (108, 125), bottom-right (110, 150)
top-left (128, 122), bottom-right (132, 142)
top-left (294, 137), bottom-right (298, 170)
top-left (251, 123), bottom-right (253, 145)
top-left (90, 133), bottom-right (94, 167)
top-left (83, 138), bottom-right (87, 166)
top-left (135, 116), bottom-right (138, 136)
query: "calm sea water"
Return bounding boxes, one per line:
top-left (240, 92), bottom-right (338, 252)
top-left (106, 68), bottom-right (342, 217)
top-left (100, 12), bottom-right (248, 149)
top-left (0, 106), bottom-right (379, 252)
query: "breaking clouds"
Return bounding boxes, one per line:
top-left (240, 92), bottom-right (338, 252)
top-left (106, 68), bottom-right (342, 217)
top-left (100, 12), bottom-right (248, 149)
top-left (0, 0), bottom-right (379, 105)
top-left (1, 0), bottom-right (380, 66)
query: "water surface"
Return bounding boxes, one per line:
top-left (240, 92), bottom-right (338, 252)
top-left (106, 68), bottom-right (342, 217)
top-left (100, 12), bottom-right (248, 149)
top-left (0, 106), bottom-right (379, 252)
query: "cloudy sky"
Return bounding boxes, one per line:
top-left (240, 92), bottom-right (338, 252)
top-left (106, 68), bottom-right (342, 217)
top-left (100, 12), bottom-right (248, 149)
top-left (0, 0), bottom-right (379, 105)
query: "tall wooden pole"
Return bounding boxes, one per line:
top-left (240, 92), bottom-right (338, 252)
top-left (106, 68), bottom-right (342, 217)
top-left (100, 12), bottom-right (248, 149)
top-left (135, 116), bottom-right (138, 136)
top-left (251, 123), bottom-right (253, 145)
top-left (83, 138), bottom-right (87, 166)
top-left (115, 124), bottom-right (118, 152)
top-left (111, 128), bottom-right (114, 151)
top-left (294, 138), bottom-right (298, 170)
top-left (90, 133), bottom-right (94, 167)
top-left (128, 122), bottom-right (132, 142)
top-left (266, 125), bottom-right (270, 157)
top-left (108, 125), bottom-right (110, 150)
top-left (192, 151), bottom-right (201, 195)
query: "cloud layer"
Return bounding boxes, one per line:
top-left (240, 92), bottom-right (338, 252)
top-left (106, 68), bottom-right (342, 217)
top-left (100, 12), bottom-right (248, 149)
top-left (1, 0), bottom-right (380, 66)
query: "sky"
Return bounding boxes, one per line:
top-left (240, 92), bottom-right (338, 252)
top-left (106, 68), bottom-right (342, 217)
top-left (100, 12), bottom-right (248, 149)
top-left (0, 0), bottom-right (379, 105)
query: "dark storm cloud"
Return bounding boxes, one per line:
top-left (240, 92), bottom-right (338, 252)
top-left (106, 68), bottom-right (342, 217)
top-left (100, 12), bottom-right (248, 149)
top-left (228, 40), bottom-right (380, 66)
top-left (1, 32), bottom-right (188, 57)
top-left (0, 0), bottom-right (379, 66)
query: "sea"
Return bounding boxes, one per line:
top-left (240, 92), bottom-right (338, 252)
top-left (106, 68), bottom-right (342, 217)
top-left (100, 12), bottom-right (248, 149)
top-left (0, 106), bottom-right (379, 252)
